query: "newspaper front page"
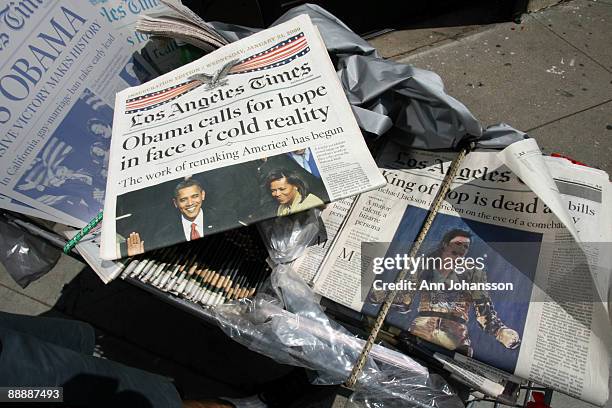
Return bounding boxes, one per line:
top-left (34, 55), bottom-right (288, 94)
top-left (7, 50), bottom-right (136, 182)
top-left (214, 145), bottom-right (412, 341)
top-left (304, 140), bottom-right (610, 405)
top-left (100, 14), bottom-right (385, 260)
top-left (0, 0), bottom-right (164, 226)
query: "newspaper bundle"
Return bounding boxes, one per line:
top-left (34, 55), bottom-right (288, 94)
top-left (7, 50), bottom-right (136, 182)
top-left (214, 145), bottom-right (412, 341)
top-left (136, 0), bottom-right (230, 52)
top-left (100, 14), bottom-right (386, 260)
top-left (0, 0), bottom-right (182, 227)
top-left (293, 139), bottom-right (611, 405)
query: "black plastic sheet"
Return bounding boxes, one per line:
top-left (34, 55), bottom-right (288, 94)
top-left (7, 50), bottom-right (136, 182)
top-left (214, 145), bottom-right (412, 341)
top-left (0, 214), bottom-right (61, 288)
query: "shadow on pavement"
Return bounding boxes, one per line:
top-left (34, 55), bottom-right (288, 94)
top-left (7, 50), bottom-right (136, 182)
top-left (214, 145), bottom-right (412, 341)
top-left (39, 267), bottom-right (294, 400)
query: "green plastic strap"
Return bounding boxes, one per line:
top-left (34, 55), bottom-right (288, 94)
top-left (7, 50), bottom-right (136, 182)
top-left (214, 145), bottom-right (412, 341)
top-left (63, 211), bottom-right (103, 254)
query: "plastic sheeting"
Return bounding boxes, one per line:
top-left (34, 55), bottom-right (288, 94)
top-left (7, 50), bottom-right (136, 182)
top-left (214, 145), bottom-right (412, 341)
top-left (0, 214), bottom-right (61, 288)
top-left (205, 210), bottom-right (459, 407)
top-left (211, 4), bottom-right (528, 151)
top-left (257, 209), bottom-right (324, 265)
top-left (214, 262), bottom-right (464, 408)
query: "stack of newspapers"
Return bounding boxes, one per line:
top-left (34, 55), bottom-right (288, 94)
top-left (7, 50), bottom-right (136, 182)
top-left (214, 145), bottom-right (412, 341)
top-left (291, 138), bottom-right (611, 406)
top-left (2, 1), bottom-right (610, 406)
top-left (136, 0), bottom-right (229, 52)
top-left (0, 0), bottom-right (186, 228)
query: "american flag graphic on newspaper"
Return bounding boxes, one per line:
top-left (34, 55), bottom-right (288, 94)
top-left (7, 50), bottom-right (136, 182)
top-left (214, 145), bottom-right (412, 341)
top-left (125, 33), bottom-right (309, 114)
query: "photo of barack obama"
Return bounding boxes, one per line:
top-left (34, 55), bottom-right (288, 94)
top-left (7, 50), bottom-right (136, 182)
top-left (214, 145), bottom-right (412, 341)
top-left (114, 150), bottom-right (330, 258)
top-left (117, 177), bottom-right (228, 257)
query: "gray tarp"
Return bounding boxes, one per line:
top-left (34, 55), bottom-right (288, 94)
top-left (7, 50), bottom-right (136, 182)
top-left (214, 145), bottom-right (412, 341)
top-left (211, 4), bottom-right (527, 150)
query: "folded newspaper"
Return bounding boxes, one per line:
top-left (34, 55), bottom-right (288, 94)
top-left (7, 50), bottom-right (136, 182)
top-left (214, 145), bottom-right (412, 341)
top-left (136, 0), bottom-right (230, 52)
top-left (0, 0), bottom-right (182, 226)
top-left (100, 14), bottom-right (386, 260)
top-left (292, 138), bottom-right (611, 405)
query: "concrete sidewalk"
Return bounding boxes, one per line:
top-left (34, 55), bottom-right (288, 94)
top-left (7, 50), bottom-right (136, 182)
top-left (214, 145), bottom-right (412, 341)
top-left (370, 0), bottom-right (612, 175)
top-left (1, 0), bottom-right (610, 406)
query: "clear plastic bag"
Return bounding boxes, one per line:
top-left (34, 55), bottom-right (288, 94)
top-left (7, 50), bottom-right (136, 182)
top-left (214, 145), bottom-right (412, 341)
top-left (256, 208), bottom-right (324, 264)
top-left (0, 214), bottom-right (61, 288)
top-left (214, 263), bottom-right (464, 407)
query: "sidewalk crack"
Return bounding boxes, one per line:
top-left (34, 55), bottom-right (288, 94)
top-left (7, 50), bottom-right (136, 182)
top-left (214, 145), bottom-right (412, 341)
top-left (0, 282), bottom-right (55, 309)
top-left (525, 99), bottom-right (612, 132)
top-left (532, 13), bottom-right (612, 74)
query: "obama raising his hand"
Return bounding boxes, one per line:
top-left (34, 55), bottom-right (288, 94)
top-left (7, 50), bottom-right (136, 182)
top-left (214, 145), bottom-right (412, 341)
top-left (126, 178), bottom-right (223, 256)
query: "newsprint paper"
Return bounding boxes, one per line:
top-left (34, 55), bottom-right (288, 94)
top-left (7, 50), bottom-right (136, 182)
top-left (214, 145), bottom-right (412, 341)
top-left (294, 139), bottom-right (611, 405)
top-left (0, 0), bottom-right (171, 227)
top-left (0, 1), bottom-right (126, 226)
top-left (100, 15), bottom-right (386, 260)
